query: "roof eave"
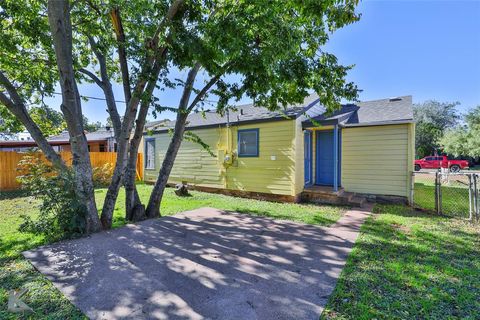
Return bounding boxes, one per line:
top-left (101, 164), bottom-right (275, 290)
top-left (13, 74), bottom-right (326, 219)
top-left (144, 115), bottom-right (295, 135)
top-left (343, 119), bottom-right (415, 128)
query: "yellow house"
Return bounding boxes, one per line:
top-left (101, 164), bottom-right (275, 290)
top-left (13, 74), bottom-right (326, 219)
top-left (143, 95), bottom-right (415, 206)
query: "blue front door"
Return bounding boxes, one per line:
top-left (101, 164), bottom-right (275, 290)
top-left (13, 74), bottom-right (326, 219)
top-left (304, 130), bottom-right (312, 185)
top-left (316, 131), bottom-right (334, 185)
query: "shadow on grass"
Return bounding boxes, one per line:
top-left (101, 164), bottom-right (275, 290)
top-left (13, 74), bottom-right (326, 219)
top-left (322, 204), bottom-right (480, 319)
top-left (414, 183), bottom-right (471, 218)
top-left (0, 189), bottom-right (31, 200)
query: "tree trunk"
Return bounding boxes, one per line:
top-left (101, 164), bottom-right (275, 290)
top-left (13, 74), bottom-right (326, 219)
top-left (48, 0), bottom-right (102, 233)
top-left (100, 0), bottom-right (184, 228)
top-left (145, 64), bottom-right (200, 218)
top-left (145, 112), bottom-right (189, 218)
top-left (124, 57), bottom-right (166, 221)
top-left (99, 73), bottom-right (150, 228)
top-left (124, 113), bottom-right (147, 221)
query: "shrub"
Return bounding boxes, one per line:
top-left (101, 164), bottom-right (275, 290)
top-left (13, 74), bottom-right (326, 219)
top-left (92, 163), bottom-right (114, 187)
top-left (16, 154), bottom-right (87, 240)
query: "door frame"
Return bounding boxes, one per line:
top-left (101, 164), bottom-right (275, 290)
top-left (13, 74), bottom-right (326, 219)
top-left (304, 130), bottom-right (313, 186)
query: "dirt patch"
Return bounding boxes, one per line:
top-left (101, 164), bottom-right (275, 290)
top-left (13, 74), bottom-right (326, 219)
top-left (392, 223), bottom-right (411, 234)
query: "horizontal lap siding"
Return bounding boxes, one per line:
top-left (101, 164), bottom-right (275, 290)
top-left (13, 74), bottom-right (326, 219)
top-left (144, 128), bottom-right (225, 188)
top-left (342, 124), bottom-right (410, 197)
top-left (144, 120), bottom-right (296, 196)
top-left (227, 121), bottom-right (295, 195)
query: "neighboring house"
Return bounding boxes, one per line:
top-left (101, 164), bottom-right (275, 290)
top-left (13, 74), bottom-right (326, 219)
top-left (143, 94), bottom-right (415, 204)
top-left (0, 127), bottom-right (116, 152)
top-left (0, 130), bottom-right (33, 142)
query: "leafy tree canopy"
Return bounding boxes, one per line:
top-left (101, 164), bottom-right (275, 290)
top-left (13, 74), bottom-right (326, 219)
top-left (0, 105), bottom-right (66, 137)
top-left (82, 115), bottom-right (103, 132)
top-left (439, 106), bottom-right (480, 158)
top-left (413, 100), bottom-right (460, 158)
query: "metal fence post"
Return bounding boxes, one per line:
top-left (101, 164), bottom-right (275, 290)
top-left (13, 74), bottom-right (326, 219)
top-left (435, 171), bottom-right (439, 214)
top-left (468, 174), bottom-right (473, 221)
top-left (438, 172), bottom-right (443, 215)
top-left (474, 174), bottom-right (479, 221)
top-left (410, 172), bottom-right (415, 207)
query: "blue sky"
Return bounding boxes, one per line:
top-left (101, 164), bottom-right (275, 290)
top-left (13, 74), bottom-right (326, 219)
top-left (47, 0), bottom-right (480, 123)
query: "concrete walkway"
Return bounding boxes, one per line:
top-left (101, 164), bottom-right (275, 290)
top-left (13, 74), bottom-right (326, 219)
top-left (24, 205), bottom-right (372, 320)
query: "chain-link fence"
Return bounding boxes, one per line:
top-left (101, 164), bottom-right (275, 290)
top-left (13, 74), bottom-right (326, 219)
top-left (412, 171), bottom-right (479, 222)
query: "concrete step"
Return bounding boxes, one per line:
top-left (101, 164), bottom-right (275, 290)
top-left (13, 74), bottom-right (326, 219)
top-left (339, 191), bottom-right (355, 202)
top-left (348, 196), bottom-right (367, 208)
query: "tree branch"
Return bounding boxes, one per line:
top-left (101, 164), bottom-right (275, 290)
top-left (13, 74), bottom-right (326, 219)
top-left (186, 62), bottom-right (234, 112)
top-left (0, 72), bottom-right (67, 170)
top-left (85, 36), bottom-right (122, 139)
top-left (110, 7), bottom-right (131, 103)
top-left (152, 0), bottom-right (184, 46)
top-left (78, 68), bottom-right (103, 88)
top-left (179, 63), bottom-right (201, 111)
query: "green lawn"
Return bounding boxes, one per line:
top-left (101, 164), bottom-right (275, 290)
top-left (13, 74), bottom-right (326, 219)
top-left (322, 204), bottom-right (480, 320)
top-left (0, 184), bottom-right (344, 319)
top-left (468, 165), bottom-right (480, 171)
top-left (3, 187), bottom-right (479, 319)
top-left (414, 181), bottom-right (471, 218)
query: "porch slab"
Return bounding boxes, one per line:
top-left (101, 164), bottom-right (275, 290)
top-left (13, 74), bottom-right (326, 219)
top-left (23, 205), bottom-right (372, 320)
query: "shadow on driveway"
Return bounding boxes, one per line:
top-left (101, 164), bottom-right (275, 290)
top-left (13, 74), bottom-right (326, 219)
top-left (23, 206), bottom-right (371, 320)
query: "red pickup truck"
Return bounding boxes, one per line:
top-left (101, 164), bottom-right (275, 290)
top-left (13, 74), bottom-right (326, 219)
top-left (414, 156), bottom-right (469, 172)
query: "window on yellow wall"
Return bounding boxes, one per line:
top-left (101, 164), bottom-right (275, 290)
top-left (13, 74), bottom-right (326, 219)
top-left (238, 128), bottom-right (259, 157)
top-left (145, 138), bottom-right (155, 169)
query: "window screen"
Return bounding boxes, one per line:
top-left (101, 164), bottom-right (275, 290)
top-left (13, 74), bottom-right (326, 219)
top-left (145, 139), bottom-right (155, 169)
top-left (238, 129), bottom-right (259, 157)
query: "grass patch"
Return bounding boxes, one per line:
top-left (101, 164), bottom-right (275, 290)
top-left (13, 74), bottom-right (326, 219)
top-left (414, 182), bottom-right (471, 218)
top-left (1, 184), bottom-right (343, 319)
top-left (95, 184), bottom-right (345, 228)
top-left (322, 204), bottom-right (480, 320)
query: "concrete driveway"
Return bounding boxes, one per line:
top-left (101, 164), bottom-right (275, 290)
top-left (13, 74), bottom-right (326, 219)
top-left (24, 206), bottom-right (371, 320)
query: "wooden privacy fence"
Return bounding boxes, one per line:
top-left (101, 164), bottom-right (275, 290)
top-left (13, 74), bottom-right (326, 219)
top-left (0, 151), bottom-right (143, 191)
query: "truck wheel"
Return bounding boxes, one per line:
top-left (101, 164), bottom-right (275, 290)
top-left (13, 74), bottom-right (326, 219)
top-left (450, 165), bottom-right (460, 173)
top-left (414, 164), bottom-right (421, 171)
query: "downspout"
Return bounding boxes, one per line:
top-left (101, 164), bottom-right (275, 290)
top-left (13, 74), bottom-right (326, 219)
top-left (333, 124), bottom-right (339, 192)
top-left (225, 108), bottom-right (230, 189)
top-left (226, 108), bottom-right (230, 152)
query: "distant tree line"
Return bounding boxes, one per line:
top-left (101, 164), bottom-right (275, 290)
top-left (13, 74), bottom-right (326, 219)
top-left (414, 101), bottom-right (480, 163)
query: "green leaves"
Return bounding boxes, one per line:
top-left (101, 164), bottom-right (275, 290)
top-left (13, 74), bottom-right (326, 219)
top-left (0, 0), bottom-right (56, 101)
top-left (414, 101), bottom-right (460, 158)
top-left (439, 106), bottom-right (480, 158)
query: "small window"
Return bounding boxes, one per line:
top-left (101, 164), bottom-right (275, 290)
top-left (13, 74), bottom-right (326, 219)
top-left (425, 157), bottom-right (434, 161)
top-left (238, 129), bottom-right (259, 157)
top-left (145, 138), bottom-right (155, 169)
top-left (435, 157), bottom-right (443, 160)
top-left (99, 144), bottom-right (105, 152)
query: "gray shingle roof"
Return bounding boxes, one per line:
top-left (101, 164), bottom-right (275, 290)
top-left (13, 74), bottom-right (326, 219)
top-left (48, 128), bottom-right (115, 142)
top-left (304, 95), bottom-right (414, 127)
top-left (148, 93), bottom-right (320, 132)
top-left (347, 95), bottom-right (414, 125)
top-left (147, 94), bottom-right (413, 132)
